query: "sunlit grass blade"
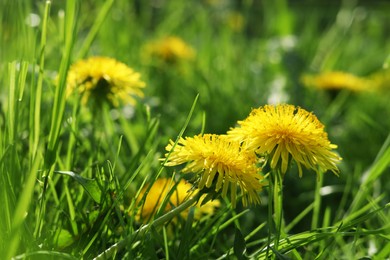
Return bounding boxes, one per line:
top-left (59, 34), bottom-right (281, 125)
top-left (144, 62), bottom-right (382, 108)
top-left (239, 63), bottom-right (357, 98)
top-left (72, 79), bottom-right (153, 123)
top-left (7, 62), bottom-right (16, 142)
top-left (31, 0), bottom-right (50, 160)
top-left (94, 193), bottom-right (202, 260)
top-left (161, 93), bottom-right (200, 165)
top-left (17, 61), bottom-right (29, 102)
top-left (376, 235), bottom-right (390, 259)
top-left (55, 170), bottom-right (103, 204)
top-left (364, 133), bottom-right (390, 184)
top-left (348, 133), bottom-right (390, 214)
top-left (47, 0), bottom-right (76, 153)
top-left (6, 153), bottom-right (42, 259)
top-left (12, 250), bottom-right (78, 260)
top-left (76, 0), bottom-right (114, 59)
top-left (35, 0), bottom-right (75, 239)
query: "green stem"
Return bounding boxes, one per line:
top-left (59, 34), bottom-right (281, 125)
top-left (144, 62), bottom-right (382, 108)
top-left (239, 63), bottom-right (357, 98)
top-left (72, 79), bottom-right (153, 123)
top-left (312, 172), bottom-right (323, 230)
top-left (266, 179), bottom-right (273, 259)
top-left (266, 169), bottom-right (284, 258)
top-left (93, 192), bottom-right (202, 260)
top-left (273, 169), bottom-right (284, 253)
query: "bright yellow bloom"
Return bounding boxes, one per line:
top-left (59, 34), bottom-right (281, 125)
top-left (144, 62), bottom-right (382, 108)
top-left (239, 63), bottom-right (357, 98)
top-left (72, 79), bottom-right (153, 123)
top-left (66, 56), bottom-right (145, 107)
top-left (136, 178), bottom-right (220, 222)
top-left (164, 134), bottom-right (263, 207)
top-left (143, 36), bottom-right (195, 63)
top-left (302, 71), bottom-right (370, 92)
top-left (228, 104), bottom-right (341, 177)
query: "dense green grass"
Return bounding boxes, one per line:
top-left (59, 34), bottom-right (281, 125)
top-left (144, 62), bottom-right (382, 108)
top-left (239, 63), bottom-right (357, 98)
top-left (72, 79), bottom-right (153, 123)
top-left (1, 0), bottom-right (390, 259)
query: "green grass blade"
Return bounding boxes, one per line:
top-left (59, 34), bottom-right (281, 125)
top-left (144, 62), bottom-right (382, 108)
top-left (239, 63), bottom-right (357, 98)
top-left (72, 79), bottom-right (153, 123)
top-left (7, 62), bottom-right (16, 143)
top-left (364, 135), bottom-right (390, 184)
top-left (47, 0), bottom-right (76, 153)
top-left (55, 170), bottom-right (103, 204)
top-left (32, 0), bottom-right (50, 159)
top-left (348, 134), bottom-right (390, 213)
top-left (77, 0), bottom-right (114, 59)
top-left (6, 153), bottom-right (42, 259)
top-left (12, 250), bottom-right (78, 260)
top-left (17, 61), bottom-right (29, 101)
top-left (375, 238), bottom-right (390, 259)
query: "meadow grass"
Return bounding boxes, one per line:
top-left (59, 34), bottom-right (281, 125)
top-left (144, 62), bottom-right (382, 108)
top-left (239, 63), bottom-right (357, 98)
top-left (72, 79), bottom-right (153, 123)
top-left (1, 0), bottom-right (390, 259)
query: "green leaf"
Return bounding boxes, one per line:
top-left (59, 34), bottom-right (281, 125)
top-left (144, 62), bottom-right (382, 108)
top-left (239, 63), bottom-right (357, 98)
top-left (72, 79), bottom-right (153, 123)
top-left (56, 229), bottom-right (74, 249)
top-left (55, 171), bottom-right (102, 204)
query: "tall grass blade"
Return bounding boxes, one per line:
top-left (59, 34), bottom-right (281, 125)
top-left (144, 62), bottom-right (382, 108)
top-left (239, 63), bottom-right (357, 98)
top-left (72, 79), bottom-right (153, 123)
top-left (349, 133), bottom-right (390, 213)
top-left (31, 0), bottom-right (50, 160)
top-left (77, 0), bottom-right (114, 59)
top-left (47, 0), bottom-right (76, 154)
top-left (6, 154), bottom-right (42, 259)
top-left (7, 62), bottom-right (16, 143)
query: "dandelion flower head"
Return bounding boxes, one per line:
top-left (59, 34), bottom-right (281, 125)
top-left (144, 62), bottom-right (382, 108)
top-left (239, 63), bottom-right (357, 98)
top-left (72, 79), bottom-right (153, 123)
top-left (228, 104), bottom-right (342, 177)
top-left (302, 71), bottom-right (370, 92)
top-left (164, 134), bottom-right (263, 207)
top-left (143, 36), bottom-right (195, 64)
top-left (136, 178), bottom-right (220, 222)
top-left (66, 56), bottom-right (145, 107)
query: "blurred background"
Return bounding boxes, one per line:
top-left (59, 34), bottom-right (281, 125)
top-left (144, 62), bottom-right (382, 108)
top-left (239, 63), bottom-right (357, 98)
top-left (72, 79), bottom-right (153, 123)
top-left (1, 0), bottom-right (389, 258)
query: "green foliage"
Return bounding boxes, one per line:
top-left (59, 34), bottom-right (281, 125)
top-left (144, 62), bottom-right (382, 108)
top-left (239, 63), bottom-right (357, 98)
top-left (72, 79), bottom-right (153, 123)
top-left (1, 0), bottom-right (389, 259)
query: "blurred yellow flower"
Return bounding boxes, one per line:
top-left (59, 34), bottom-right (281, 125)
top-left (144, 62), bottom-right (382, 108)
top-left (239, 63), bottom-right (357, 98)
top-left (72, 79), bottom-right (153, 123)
top-left (66, 56), bottom-right (145, 107)
top-left (136, 178), bottom-right (220, 222)
top-left (204, 0), bottom-right (225, 6)
top-left (164, 134), bottom-right (263, 207)
top-left (228, 104), bottom-right (341, 177)
top-left (368, 69), bottom-right (390, 92)
top-left (302, 71), bottom-right (370, 92)
top-left (226, 12), bottom-right (245, 32)
top-left (143, 36), bottom-right (195, 64)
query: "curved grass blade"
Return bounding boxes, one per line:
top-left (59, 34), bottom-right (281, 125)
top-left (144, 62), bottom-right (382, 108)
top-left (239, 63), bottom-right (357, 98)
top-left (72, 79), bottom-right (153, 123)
top-left (55, 171), bottom-right (102, 204)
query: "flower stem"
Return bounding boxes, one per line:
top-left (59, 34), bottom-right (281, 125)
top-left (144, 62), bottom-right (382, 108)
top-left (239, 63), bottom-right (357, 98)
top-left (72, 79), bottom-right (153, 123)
top-left (267, 169), bottom-right (284, 258)
top-left (93, 192), bottom-right (202, 260)
top-left (266, 179), bottom-right (273, 259)
top-left (311, 172), bottom-right (323, 230)
top-left (273, 169), bottom-right (284, 252)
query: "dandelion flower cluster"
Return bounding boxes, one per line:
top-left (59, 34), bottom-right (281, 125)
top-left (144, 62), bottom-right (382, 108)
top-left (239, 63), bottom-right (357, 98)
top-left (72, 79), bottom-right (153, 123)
top-left (136, 178), bottom-right (220, 222)
top-left (164, 134), bottom-right (263, 207)
top-left (143, 36), bottom-right (195, 63)
top-left (228, 104), bottom-right (342, 177)
top-left (302, 71), bottom-right (370, 92)
top-left (66, 56), bottom-right (145, 107)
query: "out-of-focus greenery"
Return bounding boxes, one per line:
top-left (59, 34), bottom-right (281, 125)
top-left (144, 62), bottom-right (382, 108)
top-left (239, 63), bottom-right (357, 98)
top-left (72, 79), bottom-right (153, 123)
top-left (1, 0), bottom-right (389, 259)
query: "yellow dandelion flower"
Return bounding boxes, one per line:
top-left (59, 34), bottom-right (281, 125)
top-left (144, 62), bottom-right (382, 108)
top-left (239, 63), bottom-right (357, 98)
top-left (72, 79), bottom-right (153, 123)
top-left (228, 104), bottom-right (342, 177)
top-left (302, 71), bottom-right (370, 92)
top-left (66, 56), bottom-right (145, 107)
top-left (136, 178), bottom-right (220, 222)
top-left (143, 36), bottom-right (195, 63)
top-left (164, 134), bottom-right (263, 207)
